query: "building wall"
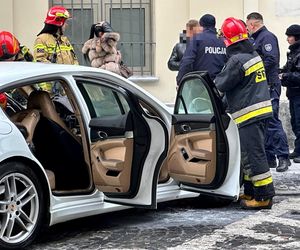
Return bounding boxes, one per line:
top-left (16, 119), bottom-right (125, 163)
top-left (1, 0), bottom-right (300, 103)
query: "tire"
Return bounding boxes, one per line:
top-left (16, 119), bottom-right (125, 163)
top-left (0, 161), bottom-right (45, 249)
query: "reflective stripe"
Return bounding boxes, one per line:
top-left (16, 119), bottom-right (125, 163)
top-left (251, 171), bottom-right (272, 182)
top-left (230, 33), bottom-right (248, 43)
top-left (253, 176), bottom-right (273, 187)
top-left (232, 100), bottom-right (272, 119)
top-left (245, 61), bottom-right (264, 76)
top-left (234, 106), bottom-right (272, 124)
top-left (34, 43), bottom-right (73, 53)
top-left (243, 56), bottom-right (261, 70)
top-left (244, 175), bottom-right (251, 181)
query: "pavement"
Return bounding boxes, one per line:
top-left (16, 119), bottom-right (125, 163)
top-left (271, 159), bottom-right (300, 195)
top-left (29, 159), bottom-right (300, 250)
top-left (169, 160), bottom-right (300, 250)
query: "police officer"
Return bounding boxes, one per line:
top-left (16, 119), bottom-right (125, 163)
top-left (246, 12), bottom-right (290, 172)
top-left (215, 17), bottom-right (275, 210)
top-left (176, 14), bottom-right (226, 85)
top-left (168, 20), bottom-right (200, 71)
top-left (34, 6), bottom-right (78, 65)
top-left (279, 24), bottom-right (300, 163)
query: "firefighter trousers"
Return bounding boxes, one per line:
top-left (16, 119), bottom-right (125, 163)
top-left (239, 120), bottom-right (275, 201)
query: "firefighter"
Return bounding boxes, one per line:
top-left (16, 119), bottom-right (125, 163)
top-left (215, 17), bottom-right (275, 209)
top-left (33, 6), bottom-right (78, 65)
top-left (33, 6), bottom-right (78, 93)
top-left (0, 31), bottom-right (33, 62)
top-left (246, 12), bottom-right (290, 172)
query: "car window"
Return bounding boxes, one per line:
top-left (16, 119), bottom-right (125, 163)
top-left (78, 82), bottom-right (129, 118)
top-left (178, 78), bottom-right (214, 115)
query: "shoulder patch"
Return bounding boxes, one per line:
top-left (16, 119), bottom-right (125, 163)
top-left (264, 44), bottom-right (272, 52)
top-left (37, 48), bottom-right (45, 53)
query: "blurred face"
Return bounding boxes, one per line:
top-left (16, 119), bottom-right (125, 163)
top-left (246, 19), bottom-right (260, 35)
top-left (287, 35), bottom-right (296, 45)
top-left (193, 25), bottom-right (202, 36)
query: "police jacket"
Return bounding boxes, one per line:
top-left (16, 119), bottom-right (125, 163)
top-left (34, 33), bottom-right (79, 65)
top-left (167, 42), bottom-right (186, 71)
top-left (176, 28), bottom-right (226, 85)
top-left (250, 26), bottom-right (281, 96)
top-left (215, 40), bottom-right (272, 127)
top-left (281, 40), bottom-right (300, 98)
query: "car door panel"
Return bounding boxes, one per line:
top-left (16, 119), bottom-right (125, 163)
top-left (77, 79), bottom-right (168, 207)
top-left (168, 129), bottom-right (216, 185)
top-left (91, 137), bottom-right (133, 193)
top-left (169, 72), bottom-right (240, 199)
top-left (89, 113), bottom-right (130, 141)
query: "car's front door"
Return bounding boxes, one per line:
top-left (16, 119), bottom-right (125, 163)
top-left (77, 79), bottom-right (167, 208)
top-left (168, 72), bottom-right (241, 199)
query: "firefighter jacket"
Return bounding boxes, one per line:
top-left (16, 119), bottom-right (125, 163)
top-left (215, 40), bottom-right (273, 127)
top-left (167, 42), bottom-right (186, 71)
top-left (33, 33), bottom-right (79, 65)
top-left (250, 26), bottom-right (281, 99)
top-left (15, 46), bottom-right (34, 62)
top-left (281, 40), bottom-right (300, 99)
top-left (177, 28), bottom-right (227, 85)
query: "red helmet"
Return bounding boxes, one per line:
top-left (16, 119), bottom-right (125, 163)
top-left (0, 31), bottom-right (20, 61)
top-left (0, 93), bottom-right (7, 109)
top-left (221, 17), bottom-right (248, 47)
top-left (45, 6), bottom-right (70, 27)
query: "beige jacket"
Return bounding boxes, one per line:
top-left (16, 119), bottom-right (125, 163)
top-left (82, 32), bottom-right (121, 74)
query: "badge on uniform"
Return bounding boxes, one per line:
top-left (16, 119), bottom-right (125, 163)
top-left (264, 44), bottom-right (272, 52)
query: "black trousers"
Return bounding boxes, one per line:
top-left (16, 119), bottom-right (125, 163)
top-left (239, 120), bottom-right (275, 201)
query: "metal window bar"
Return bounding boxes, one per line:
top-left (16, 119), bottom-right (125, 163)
top-left (49, 0), bottom-right (155, 76)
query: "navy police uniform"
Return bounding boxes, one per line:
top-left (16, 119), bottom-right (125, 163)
top-left (281, 40), bottom-right (300, 157)
top-left (176, 28), bottom-right (226, 85)
top-left (250, 26), bottom-right (290, 164)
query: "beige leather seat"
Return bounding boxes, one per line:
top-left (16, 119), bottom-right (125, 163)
top-left (45, 169), bottom-right (56, 190)
top-left (27, 91), bottom-right (69, 132)
top-left (10, 109), bottom-right (40, 145)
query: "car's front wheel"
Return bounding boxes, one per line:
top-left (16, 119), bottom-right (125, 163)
top-left (0, 162), bottom-right (45, 249)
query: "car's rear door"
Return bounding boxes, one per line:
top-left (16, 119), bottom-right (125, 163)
top-left (168, 72), bottom-right (241, 200)
top-left (77, 78), bottom-right (168, 208)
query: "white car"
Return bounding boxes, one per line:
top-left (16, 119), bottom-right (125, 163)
top-left (0, 62), bottom-right (241, 249)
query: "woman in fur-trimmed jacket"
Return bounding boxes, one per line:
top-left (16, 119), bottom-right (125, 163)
top-left (82, 22), bottom-right (121, 75)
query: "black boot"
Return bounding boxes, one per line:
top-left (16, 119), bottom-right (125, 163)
top-left (289, 151), bottom-right (300, 159)
top-left (276, 158), bottom-right (290, 172)
top-left (293, 156), bottom-right (300, 163)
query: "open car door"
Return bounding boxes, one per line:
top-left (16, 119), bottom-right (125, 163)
top-left (167, 72), bottom-right (241, 200)
top-left (77, 79), bottom-right (168, 208)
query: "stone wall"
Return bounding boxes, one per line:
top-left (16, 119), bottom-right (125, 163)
top-left (279, 100), bottom-right (295, 150)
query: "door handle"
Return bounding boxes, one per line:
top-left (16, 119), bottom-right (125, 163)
top-left (97, 131), bottom-right (108, 140)
top-left (181, 124), bottom-right (191, 132)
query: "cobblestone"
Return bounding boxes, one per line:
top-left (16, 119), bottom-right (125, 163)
top-left (28, 162), bottom-right (300, 250)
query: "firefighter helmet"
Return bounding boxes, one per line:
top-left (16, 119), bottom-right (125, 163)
top-left (221, 17), bottom-right (248, 47)
top-left (0, 93), bottom-right (7, 109)
top-left (0, 31), bottom-right (20, 61)
top-left (45, 6), bottom-right (70, 27)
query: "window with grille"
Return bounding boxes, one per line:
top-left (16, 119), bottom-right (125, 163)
top-left (49, 0), bottom-right (154, 76)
